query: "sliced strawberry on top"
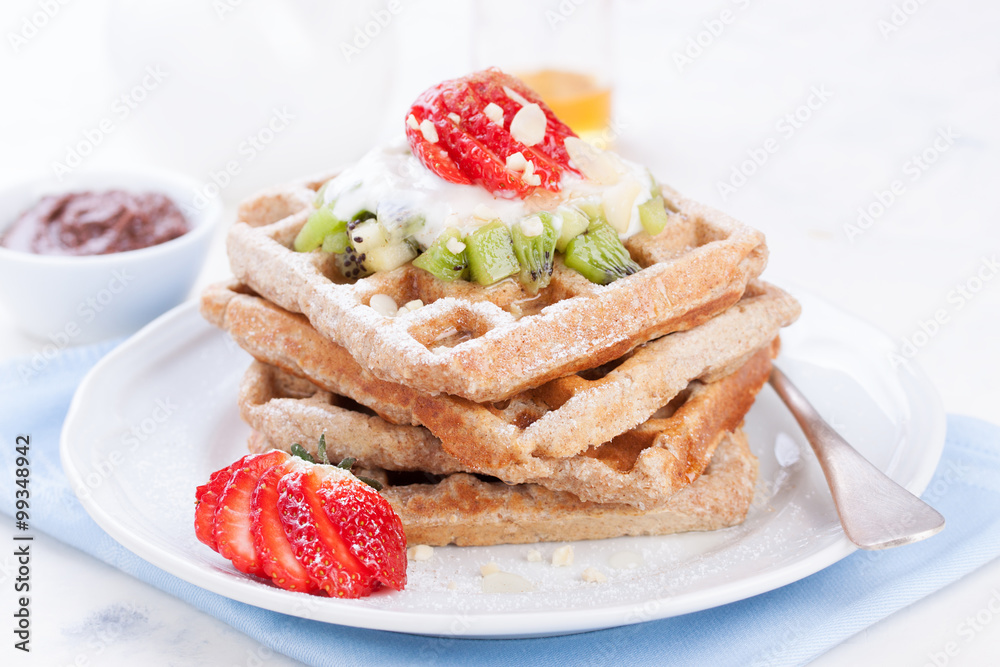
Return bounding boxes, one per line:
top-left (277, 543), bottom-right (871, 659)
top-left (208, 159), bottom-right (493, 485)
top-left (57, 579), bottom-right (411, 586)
top-left (464, 69), bottom-right (578, 170)
top-left (213, 450), bottom-right (290, 577)
top-left (251, 459), bottom-right (315, 593)
top-left (312, 466), bottom-right (407, 591)
top-left (195, 454), bottom-right (253, 551)
top-left (277, 467), bottom-right (379, 598)
top-left (404, 117), bottom-right (470, 186)
top-left (405, 68), bottom-right (580, 198)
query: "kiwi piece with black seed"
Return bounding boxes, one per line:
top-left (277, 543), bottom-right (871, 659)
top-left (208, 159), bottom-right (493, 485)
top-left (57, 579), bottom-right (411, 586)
top-left (511, 213), bottom-right (557, 294)
top-left (464, 221), bottom-right (519, 286)
top-left (563, 220), bottom-right (641, 285)
top-left (412, 228), bottom-right (469, 281)
top-left (333, 246), bottom-right (374, 281)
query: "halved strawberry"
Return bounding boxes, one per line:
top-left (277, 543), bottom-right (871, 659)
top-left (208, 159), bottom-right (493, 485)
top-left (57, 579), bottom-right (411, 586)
top-left (250, 460), bottom-right (315, 593)
top-left (406, 122), bottom-right (471, 186)
top-left (277, 466), bottom-right (380, 598)
top-left (313, 467), bottom-right (407, 591)
top-left (406, 68), bottom-right (579, 198)
top-left (196, 444), bottom-right (408, 599)
top-left (195, 454), bottom-right (252, 551)
top-left (464, 69), bottom-right (578, 171)
top-left (213, 450), bottom-right (290, 577)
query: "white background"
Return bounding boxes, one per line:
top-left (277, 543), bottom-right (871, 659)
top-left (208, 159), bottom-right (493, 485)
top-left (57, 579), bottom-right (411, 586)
top-left (1, 0), bottom-right (998, 665)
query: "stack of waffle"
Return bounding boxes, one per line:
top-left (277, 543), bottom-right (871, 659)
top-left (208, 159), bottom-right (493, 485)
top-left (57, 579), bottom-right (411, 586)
top-left (201, 178), bottom-right (800, 547)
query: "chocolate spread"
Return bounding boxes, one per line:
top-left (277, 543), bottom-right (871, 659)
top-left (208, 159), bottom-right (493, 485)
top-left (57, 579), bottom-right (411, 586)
top-left (1, 190), bottom-right (190, 256)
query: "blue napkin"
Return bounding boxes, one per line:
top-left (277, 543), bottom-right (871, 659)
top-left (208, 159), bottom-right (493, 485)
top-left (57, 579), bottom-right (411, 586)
top-left (1, 342), bottom-right (999, 667)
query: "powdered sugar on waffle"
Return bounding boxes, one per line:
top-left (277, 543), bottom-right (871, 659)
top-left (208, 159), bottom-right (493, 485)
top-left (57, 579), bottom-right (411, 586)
top-left (227, 179), bottom-right (769, 402)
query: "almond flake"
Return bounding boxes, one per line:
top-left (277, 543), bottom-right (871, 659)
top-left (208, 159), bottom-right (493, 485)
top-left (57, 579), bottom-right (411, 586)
top-left (407, 544), bottom-right (434, 561)
top-left (406, 114), bottom-right (419, 130)
top-left (582, 567), bottom-right (607, 583)
top-left (523, 173), bottom-right (541, 186)
top-left (602, 181), bottom-right (642, 233)
top-left (419, 119), bottom-right (439, 144)
top-left (403, 299), bottom-right (424, 313)
top-left (369, 294), bottom-right (398, 317)
top-left (526, 549), bottom-right (543, 562)
top-left (520, 215), bottom-right (544, 237)
top-left (446, 237), bottom-right (466, 254)
top-left (503, 85), bottom-right (530, 107)
top-left (564, 137), bottom-right (623, 185)
top-left (447, 112), bottom-right (461, 123)
top-left (480, 562), bottom-right (501, 576)
top-left (483, 102), bottom-right (504, 125)
top-left (505, 151), bottom-right (528, 172)
top-left (510, 103), bottom-right (547, 147)
top-left (481, 571), bottom-right (535, 594)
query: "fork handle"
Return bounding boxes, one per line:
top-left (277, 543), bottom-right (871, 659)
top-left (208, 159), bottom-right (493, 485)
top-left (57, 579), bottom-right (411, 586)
top-left (769, 366), bottom-right (945, 550)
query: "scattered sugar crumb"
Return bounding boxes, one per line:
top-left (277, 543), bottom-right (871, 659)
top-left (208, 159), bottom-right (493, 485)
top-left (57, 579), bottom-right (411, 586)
top-left (582, 567), bottom-right (607, 583)
top-left (526, 549), bottom-right (542, 562)
top-left (407, 544), bottom-right (434, 562)
top-left (480, 562), bottom-right (500, 576)
top-left (552, 545), bottom-right (574, 567)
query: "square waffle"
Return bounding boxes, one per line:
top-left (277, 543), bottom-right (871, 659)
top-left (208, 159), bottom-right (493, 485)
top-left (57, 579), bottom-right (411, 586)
top-left (201, 280), bottom-right (799, 475)
top-left (236, 345), bottom-right (771, 509)
top-left (247, 427), bottom-right (758, 547)
top-left (226, 179), bottom-right (769, 402)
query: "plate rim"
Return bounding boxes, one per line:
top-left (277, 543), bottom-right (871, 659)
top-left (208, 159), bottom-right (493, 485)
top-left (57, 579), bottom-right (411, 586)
top-left (59, 287), bottom-right (947, 638)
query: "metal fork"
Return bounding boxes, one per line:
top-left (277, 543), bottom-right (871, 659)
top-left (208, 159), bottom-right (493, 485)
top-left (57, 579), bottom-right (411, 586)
top-left (768, 366), bottom-right (946, 550)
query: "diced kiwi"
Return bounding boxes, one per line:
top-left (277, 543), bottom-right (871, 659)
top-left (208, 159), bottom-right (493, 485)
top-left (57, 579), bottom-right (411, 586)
top-left (377, 200), bottom-right (426, 242)
top-left (350, 209), bottom-right (376, 224)
top-left (511, 213), bottom-right (557, 294)
top-left (333, 247), bottom-right (373, 281)
top-left (342, 215), bottom-right (417, 273)
top-left (555, 206), bottom-right (589, 253)
top-left (412, 228), bottom-right (469, 281)
top-left (464, 221), bottom-right (519, 286)
top-left (365, 241), bottom-right (417, 272)
top-left (349, 218), bottom-right (388, 255)
top-left (638, 196), bottom-right (669, 235)
top-left (564, 220), bottom-right (641, 285)
top-left (321, 229), bottom-right (349, 254)
top-left (294, 207), bottom-right (346, 253)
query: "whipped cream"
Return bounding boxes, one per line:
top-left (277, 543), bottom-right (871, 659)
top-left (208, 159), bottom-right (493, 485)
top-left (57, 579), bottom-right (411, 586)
top-left (321, 137), bottom-right (655, 248)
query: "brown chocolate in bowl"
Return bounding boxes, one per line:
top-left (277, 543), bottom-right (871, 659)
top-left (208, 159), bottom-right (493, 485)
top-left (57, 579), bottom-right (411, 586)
top-left (1, 190), bottom-right (190, 256)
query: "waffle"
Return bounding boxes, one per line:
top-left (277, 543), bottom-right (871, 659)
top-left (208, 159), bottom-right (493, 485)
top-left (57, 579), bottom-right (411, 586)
top-left (202, 280), bottom-right (799, 469)
top-left (237, 346), bottom-right (772, 509)
top-left (226, 178), bottom-right (769, 402)
top-left (248, 427), bottom-right (757, 547)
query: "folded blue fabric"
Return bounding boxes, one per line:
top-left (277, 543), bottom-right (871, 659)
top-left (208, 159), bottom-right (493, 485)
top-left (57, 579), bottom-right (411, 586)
top-left (1, 342), bottom-right (999, 667)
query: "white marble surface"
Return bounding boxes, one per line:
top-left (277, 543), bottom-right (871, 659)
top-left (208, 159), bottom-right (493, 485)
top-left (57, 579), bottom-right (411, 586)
top-left (0, 0), bottom-right (998, 665)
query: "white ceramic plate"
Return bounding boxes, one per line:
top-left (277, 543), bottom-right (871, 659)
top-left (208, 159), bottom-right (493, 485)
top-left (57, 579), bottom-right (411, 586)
top-left (60, 287), bottom-right (945, 638)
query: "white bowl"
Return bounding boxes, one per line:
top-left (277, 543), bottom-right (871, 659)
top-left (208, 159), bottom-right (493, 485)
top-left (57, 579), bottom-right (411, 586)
top-left (0, 169), bottom-right (221, 345)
